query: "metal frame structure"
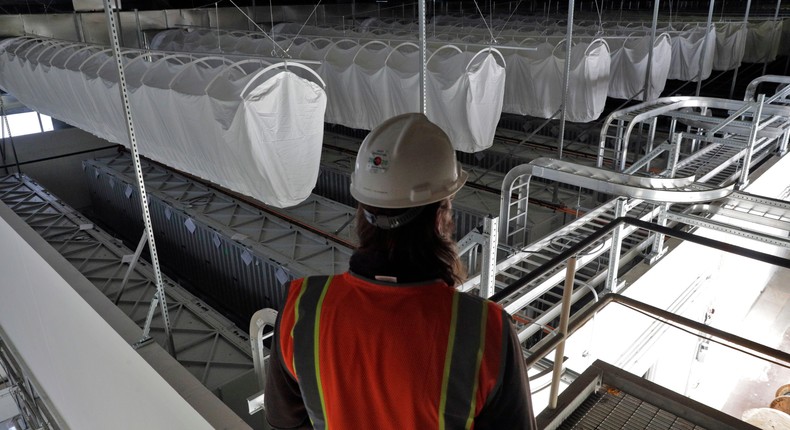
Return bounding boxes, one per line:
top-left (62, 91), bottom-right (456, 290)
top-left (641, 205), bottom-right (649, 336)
top-left (744, 74), bottom-right (790, 108)
top-left (102, 0), bottom-right (175, 355)
top-left (539, 360), bottom-right (760, 429)
top-left (0, 174), bottom-right (254, 393)
top-left (597, 96), bottom-right (790, 173)
top-left (0, 336), bottom-right (57, 430)
top-left (460, 85), bottom-right (790, 354)
top-left (84, 154), bottom-right (354, 317)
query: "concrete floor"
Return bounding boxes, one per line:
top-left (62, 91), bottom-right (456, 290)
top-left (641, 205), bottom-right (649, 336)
top-left (721, 267), bottom-right (790, 418)
top-left (687, 266), bottom-right (790, 422)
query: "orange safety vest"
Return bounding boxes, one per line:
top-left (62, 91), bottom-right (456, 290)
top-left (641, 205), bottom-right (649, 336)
top-left (278, 273), bottom-right (509, 430)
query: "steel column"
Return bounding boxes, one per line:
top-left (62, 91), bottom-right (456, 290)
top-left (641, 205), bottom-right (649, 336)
top-left (419, 0), bottom-right (427, 114)
top-left (480, 216), bottom-right (500, 299)
top-left (102, 0), bottom-right (175, 356)
top-left (558, 0), bottom-right (575, 159)
top-left (728, 0), bottom-right (751, 99)
top-left (644, 0), bottom-right (660, 101)
top-left (605, 198), bottom-right (627, 292)
top-left (696, 0), bottom-right (715, 96)
top-left (739, 94), bottom-right (765, 188)
top-left (763, 0), bottom-right (782, 75)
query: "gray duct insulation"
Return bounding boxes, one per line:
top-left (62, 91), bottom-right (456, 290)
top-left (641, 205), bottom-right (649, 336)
top-left (0, 36), bottom-right (327, 208)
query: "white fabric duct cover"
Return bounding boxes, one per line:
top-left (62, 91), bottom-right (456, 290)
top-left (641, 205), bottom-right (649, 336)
top-left (501, 39), bottom-right (611, 123)
top-left (713, 22), bottom-right (747, 71)
top-left (781, 18), bottom-right (790, 56)
top-left (152, 29), bottom-right (506, 153)
top-left (743, 20), bottom-right (783, 63)
top-left (607, 33), bottom-right (671, 101)
top-left (0, 37), bottom-right (327, 208)
top-left (667, 26), bottom-right (716, 81)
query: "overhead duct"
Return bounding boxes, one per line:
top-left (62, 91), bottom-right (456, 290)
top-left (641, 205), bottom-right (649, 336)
top-left (151, 28), bottom-right (506, 153)
top-left (0, 36), bottom-right (327, 208)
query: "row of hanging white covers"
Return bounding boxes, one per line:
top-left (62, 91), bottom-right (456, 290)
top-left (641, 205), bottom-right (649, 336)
top-left (499, 38), bottom-right (611, 122)
top-left (743, 19), bottom-right (783, 63)
top-left (606, 33), bottom-right (672, 101)
top-left (283, 17), bottom-right (723, 105)
top-left (665, 25), bottom-right (716, 81)
top-left (0, 37), bottom-right (327, 208)
top-left (424, 14), bottom-right (750, 67)
top-left (275, 23), bottom-right (612, 122)
top-left (152, 28), bottom-right (506, 153)
top-left (714, 22), bottom-right (747, 71)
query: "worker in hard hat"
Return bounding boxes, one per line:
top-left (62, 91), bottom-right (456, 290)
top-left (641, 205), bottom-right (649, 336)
top-left (264, 113), bottom-right (536, 429)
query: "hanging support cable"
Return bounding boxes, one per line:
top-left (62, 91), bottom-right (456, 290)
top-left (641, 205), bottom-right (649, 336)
top-left (494, 0), bottom-right (524, 41)
top-left (102, 0), bottom-right (176, 357)
top-left (226, 0), bottom-right (290, 58)
top-left (472, 0), bottom-right (497, 43)
top-left (284, 0), bottom-right (324, 54)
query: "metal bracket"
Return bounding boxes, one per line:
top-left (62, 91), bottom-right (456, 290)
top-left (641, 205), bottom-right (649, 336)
top-left (102, 0), bottom-right (175, 357)
top-left (479, 216), bottom-right (499, 299)
top-left (131, 336), bottom-right (154, 350)
top-left (605, 198), bottom-right (627, 293)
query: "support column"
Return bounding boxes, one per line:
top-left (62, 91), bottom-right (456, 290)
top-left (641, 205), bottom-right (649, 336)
top-left (419, 0), bottom-right (427, 114)
top-left (763, 0), bottom-right (782, 75)
top-left (480, 216), bottom-right (500, 299)
top-left (558, 0), bottom-right (575, 159)
top-left (605, 197), bottom-right (627, 292)
top-left (728, 0), bottom-right (751, 99)
top-left (644, 0), bottom-right (660, 101)
top-left (739, 94), bottom-right (765, 188)
top-left (695, 0), bottom-right (715, 96)
top-left (102, 0), bottom-right (175, 357)
top-left (549, 255), bottom-right (577, 409)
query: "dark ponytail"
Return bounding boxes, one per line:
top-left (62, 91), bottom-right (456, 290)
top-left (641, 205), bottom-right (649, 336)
top-left (355, 198), bottom-right (466, 287)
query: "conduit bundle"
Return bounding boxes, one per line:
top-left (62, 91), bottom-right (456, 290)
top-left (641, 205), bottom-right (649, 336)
top-left (500, 39), bottom-right (611, 122)
top-left (607, 33), bottom-right (671, 101)
top-left (667, 26), bottom-right (715, 81)
top-left (152, 29), bottom-right (505, 153)
top-left (0, 37), bottom-right (327, 208)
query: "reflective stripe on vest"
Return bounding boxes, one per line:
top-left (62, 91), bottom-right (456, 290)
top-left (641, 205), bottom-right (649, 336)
top-left (291, 275), bottom-right (333, 430)
top-left (291, 277), bottom-right (489, 430)
top-left (439, 290), bottom-right (489, 430)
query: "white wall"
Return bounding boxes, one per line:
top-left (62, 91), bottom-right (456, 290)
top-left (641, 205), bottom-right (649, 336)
top-left (0, 203), bottom-right (215, 430)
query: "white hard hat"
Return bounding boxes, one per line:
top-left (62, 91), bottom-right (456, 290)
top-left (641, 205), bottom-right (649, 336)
top-left (350, 113), bottom-right (468, 209)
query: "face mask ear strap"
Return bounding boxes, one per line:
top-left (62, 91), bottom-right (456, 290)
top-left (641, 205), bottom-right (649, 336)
top-left (363, 206), bottom-right (424, 230)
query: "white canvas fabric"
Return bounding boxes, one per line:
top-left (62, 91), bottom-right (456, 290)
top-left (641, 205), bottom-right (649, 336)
top-left (781, 18), bottom-right (790, 56)
top-left (0, 37), bottom-right (327, 208)
top-left (152, 29), bottom-right (506, 153)
top-left (743, 20), bottom-right (783, 63)
top-left (501, 39), bottom-right (611, 123)
top-left (668, 26), bottom-right (716, 81)
top-left (713, 22), bottom-right (747, 71)
top-left (607, 33), bottom-right (671, 100)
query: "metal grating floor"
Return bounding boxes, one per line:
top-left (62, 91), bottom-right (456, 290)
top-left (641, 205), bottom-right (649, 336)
top-left (0, 174), bottom-right (254, 393)
top-left (559, 385), bottom-right (706, 430)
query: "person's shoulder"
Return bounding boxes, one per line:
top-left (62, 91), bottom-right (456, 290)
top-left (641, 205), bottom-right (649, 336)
top-left (458, 291), bottom-right (506, 313)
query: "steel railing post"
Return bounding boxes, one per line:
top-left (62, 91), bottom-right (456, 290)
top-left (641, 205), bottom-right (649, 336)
top-left (549, 255), bottom-right (577, 409)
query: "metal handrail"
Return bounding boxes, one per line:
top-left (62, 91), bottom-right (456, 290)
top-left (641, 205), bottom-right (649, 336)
top-left (502, 216), bottom-right (790, 410)
top-left (491, 216), bottom-right (790, 305)
top-left (525, 292), bottom-right (790, 369)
